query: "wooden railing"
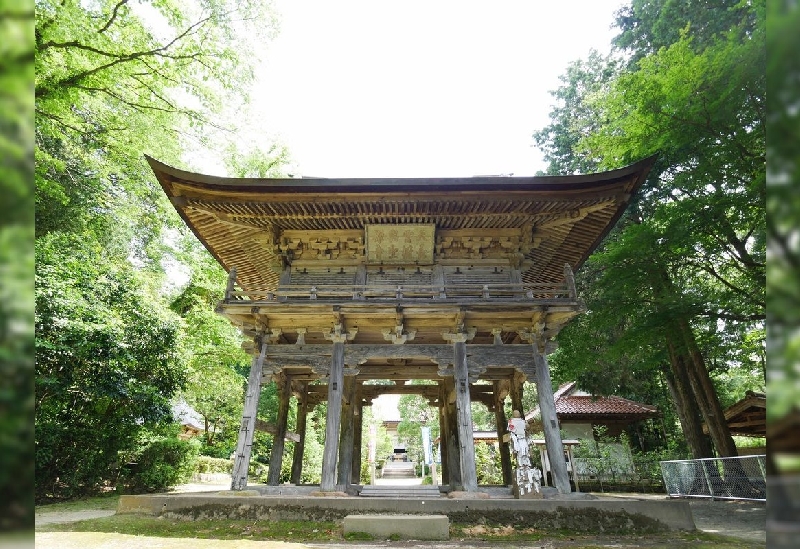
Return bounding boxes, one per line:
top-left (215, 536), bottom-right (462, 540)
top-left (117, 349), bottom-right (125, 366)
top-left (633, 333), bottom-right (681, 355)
top-left (223, 264), bottom-right (579, 304)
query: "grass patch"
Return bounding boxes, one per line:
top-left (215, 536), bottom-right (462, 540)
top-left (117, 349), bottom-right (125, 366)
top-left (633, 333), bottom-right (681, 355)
top-left (36, 493), bottom-right (120, 513)
top-left (37, 514), bottom-right (341, 541)
top-left (343, 531), bottom-right (373, 540)
top-left (35, 511), bottom-right (764, 548)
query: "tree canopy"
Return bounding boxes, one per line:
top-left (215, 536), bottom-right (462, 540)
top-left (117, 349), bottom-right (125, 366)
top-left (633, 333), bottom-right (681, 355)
top-left (33, 0), bottom-right (286, 501)
top-left (537, 0), bottom-right (765, 459)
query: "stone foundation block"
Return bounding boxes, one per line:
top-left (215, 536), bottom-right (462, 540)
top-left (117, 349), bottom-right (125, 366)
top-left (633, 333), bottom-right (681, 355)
top-left (343, 514), bottom-right (449, 540)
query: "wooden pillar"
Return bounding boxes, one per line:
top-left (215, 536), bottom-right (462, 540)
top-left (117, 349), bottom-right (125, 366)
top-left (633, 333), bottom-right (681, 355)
top-left (337, 375), bottom-right (357, 490)
top-left (267, 375), bottom-right (291, 484)
top-left (494, 381), bottom-right (513, 485)
top-left (444, 377), bottom-right (462, 488)
top-left (290, 383), bottom-right (309, 484)
top-left (351, 387), bottom-right (364, 484)
top-left (438, 383), bottom-right (449, 484)
top-left (533, 345), bottom-right (571, 494)
top-left (231, 341), bottom-right (267, 490)
top-left (510, 374), bottom-right (524, 416)
top-left (454, 339), bottom-right (478, 492)
top-left (321, 341), bottom-right (345, 491)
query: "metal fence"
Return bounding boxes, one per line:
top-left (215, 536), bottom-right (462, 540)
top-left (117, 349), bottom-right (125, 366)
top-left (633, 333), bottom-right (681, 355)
top-left (660, 455), bottom-right (766, 501)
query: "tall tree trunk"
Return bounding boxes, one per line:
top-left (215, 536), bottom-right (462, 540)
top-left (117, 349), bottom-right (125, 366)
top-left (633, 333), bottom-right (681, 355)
top-left (653, 266), bottom-right (734, 458)
top-left (660, 355), bottom-right (712, 459)
top-left (677, 317), bottom-right (739, 458)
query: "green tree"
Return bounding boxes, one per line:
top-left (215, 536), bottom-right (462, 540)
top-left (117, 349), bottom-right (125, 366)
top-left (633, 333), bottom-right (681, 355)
top-left (33, 0), bottom-right (287, 501)
top-left (397, 390), bottom-right (439, 467)
top-left (35, 233), bottom-right (185, 500)
top-left (170, 249), bottom-right (249, 454)
top-left (474, 441), bottom-right (502, 485)
top-left (35, 0), bottom-right (279, 253)
top-left (537, 0), bottom-right (765, 459)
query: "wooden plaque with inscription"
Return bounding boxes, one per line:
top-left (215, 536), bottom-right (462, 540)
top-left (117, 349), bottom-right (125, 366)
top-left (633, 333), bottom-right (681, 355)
top-left (365, 224), bottom-right (435, 264)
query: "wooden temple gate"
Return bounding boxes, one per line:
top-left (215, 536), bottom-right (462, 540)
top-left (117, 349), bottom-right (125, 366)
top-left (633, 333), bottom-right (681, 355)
top-left (149, 154), bottom-right (656, 496)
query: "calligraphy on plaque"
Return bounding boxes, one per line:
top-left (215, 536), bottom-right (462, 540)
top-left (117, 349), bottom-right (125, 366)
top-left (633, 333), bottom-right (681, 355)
top-left (365, 224), bottom-right (435, 264)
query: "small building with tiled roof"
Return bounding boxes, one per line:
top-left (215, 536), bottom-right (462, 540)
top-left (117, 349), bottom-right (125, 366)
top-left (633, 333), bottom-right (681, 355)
top-left (525, 381), bottom-right (660, 440)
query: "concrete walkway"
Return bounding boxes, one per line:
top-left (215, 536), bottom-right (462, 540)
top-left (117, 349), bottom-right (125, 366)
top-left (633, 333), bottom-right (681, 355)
top-left (601, 493), bottom-right (766, 544)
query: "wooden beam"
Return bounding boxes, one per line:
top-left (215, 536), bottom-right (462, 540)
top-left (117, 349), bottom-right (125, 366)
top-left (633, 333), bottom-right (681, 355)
top-left (254, 418), bottom-right (300, 442)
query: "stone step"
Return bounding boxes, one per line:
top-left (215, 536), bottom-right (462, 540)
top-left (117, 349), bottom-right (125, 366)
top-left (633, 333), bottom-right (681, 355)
top-left (383, 461), bottom-right (415, 469)
top-left (343, 514), bottom-right (449, 540)
top-left (359, 485), bottom-right (441, 498)
top-left (381, 462), bottom-right (417, 478)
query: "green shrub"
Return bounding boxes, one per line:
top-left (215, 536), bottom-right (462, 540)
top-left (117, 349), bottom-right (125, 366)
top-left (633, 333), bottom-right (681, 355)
top-left (195, 456), bottom-right (232, 474)
top-left (118, 437), bottom-right (199, 493)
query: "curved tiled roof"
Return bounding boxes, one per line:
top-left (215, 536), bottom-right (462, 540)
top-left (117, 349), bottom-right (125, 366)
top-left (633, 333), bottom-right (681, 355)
top-left (148, 155), bottom-right (657, 291)
top-left (556, 395), bottom-right (659, 418)
top-left (526, 381), bottom-right (659, 421)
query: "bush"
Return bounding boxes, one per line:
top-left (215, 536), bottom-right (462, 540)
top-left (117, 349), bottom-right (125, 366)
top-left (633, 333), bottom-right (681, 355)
top-left (195, 455), bottom-right (232, 475)
top-left (118, 437), bottom-right (199, 493)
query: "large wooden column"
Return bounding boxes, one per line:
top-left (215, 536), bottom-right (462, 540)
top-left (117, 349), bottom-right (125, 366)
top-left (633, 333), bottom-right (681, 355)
top-left (290, 382), bottom-right (309, 484)
top-left (533, 344), bottom-right (571, 494)
top-left (437, 384), bottom-right (449, 484)
top-left (442, 376), bottom-right (461, 489)
top-left (337, 374), bottom-right (357, 490)
top-left (453, 338), bottom-right (478, 492)
top-left (267, 375), bottom-right (291, 485)
top-left (231, 341), bottom-right (267, 490)
top-left (494, 381), bottom-right (513, 485)
top-left (510, 373), bottom-right (524, 416)
top-left (351, 387), bottom-right (364, 484)
top-left (321, 340), bottom-right (345, 491)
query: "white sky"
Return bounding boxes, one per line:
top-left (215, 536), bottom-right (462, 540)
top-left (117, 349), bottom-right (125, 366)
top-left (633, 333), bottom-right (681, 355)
top-left (247, 0), bottom-right (625, 179)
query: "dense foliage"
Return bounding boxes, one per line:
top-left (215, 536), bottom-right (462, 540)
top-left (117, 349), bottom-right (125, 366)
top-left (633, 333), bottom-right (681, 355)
top-left (117, 428), bottom-right (200, 494)
top-left (35, 232), bottom-right (185, 499)
top-left (33, 0), bottom-right (283, 502)
top-left (535, 0), bottom-right (765, 458)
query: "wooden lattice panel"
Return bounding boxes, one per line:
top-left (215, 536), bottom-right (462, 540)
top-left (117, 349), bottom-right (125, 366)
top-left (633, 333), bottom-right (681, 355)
top-left (444, 266), bottom-right (511, 286)
top-left (366, 266), bottom-right (433, 286)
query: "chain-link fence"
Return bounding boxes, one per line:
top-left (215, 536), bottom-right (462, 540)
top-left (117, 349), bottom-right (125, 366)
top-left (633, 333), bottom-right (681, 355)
top-left (660, 455), bottom-right (766, 501)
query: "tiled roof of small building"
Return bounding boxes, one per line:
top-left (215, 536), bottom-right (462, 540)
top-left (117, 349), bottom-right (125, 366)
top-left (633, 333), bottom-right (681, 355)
top-left (557, 395), bottom-right (659, 417)
top-left (526, 381), bottom-right (659, 421)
